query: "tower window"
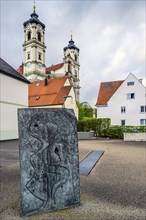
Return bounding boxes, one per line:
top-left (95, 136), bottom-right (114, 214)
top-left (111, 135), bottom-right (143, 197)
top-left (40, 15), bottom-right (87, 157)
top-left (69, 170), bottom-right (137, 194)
top-left (38, 52), bottom-right (42, 60)
top-left (75, 54), bottom-right (77, 62)
top-left (27, 52), bottom-right (31, 60)
top-left (68, 61), bottom-right (72, 73)
top-left (27, 31), bottom-right (31, 41)
top-left (38, 32), bottom-right (41, 42)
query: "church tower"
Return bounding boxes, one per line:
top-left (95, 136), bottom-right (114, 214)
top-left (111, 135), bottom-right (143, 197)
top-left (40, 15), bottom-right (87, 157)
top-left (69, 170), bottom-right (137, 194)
top-left (63, 35), bottom-right (80, 102)
top-left (23, 4), bottom-right (47, 82)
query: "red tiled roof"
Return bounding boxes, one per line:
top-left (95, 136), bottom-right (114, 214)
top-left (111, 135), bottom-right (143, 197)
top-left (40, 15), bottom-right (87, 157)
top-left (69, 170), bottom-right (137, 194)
top-left (17, 62), bottom-right (64, 75)
top-left (17, 65), bottom-right (23, 74)
top-left (53, 86), bottom-right (71, 105)
top-left (96, 80), bottom-right (124, 106)
top-left (46, 63), bottom-right (64, 73)
top-left (29, 77), bottom-right (71, 107)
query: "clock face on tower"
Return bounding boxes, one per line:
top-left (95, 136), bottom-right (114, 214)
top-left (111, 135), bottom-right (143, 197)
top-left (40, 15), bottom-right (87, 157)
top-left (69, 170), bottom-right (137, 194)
top-left (38, 63), bottom-right (42, 69)
top-left (26, 62), bottom-right (31, 68)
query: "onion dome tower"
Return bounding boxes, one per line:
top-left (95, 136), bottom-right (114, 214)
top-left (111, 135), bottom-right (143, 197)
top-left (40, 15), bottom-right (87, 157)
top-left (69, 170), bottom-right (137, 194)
top-left (63, 34), bottom-right (80, 102)
top-left (23, 3), bottom-right (47, 82)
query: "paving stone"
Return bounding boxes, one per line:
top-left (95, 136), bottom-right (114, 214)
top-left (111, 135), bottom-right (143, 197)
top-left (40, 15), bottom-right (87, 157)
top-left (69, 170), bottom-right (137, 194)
top-left (79, 150), bottom-right (104, 176)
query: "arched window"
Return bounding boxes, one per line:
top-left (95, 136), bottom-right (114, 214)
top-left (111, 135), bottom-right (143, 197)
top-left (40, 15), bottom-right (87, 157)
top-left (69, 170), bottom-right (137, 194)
top-left (75, 54), bottom-right (77, 62)
top-left (68, 61), bottom-right (72, 73)
top-left (27, 31), bottom-right (31, 41)
top-left (38, 32), bottom-right (41, 42)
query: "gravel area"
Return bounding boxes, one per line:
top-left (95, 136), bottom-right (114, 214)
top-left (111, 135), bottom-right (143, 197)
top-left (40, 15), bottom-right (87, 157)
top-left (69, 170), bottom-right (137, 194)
top-left (0, 139), bottom-right (145, 220)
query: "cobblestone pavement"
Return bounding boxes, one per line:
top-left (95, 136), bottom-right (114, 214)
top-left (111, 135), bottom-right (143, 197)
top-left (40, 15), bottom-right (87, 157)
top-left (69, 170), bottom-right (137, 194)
top-left (0, 139), bottom-right (145, 220)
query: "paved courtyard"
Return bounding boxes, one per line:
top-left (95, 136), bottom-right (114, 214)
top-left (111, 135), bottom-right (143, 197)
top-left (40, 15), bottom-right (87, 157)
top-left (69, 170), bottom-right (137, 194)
top-left (0, 139), bottom-right (145, 220)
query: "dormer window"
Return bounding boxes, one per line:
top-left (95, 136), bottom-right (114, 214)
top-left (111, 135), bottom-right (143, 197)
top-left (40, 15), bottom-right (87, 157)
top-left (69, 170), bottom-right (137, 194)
top-left (27, 31), bottom-right (31, 41)
top-left (38, 32), bottom-right (41, 42)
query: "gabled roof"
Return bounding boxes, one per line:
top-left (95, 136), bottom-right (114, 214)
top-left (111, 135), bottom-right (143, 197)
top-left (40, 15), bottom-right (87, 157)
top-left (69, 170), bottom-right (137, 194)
top-left (0, 58), bottom-right (30, 84)
top-left (29, 77), bottom-right (71, 107)
top-left (96, 80), bottom-right (124, 106)
top-left (46, 63), bottom-right (64, 73)
top-left (17, 65), bottom-right (23, 74)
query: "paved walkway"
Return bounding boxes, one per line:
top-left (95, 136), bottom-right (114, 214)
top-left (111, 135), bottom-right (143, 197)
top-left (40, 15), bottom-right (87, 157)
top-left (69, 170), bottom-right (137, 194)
top-left (0, 139), bottom-right (145, 220)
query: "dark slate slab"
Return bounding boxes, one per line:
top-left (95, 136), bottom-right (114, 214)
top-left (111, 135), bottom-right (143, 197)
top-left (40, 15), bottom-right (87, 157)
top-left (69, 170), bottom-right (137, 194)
top-left (79, 150), bottom-right (104, 176)
top-left (18, 108), bottom-right (80, 216)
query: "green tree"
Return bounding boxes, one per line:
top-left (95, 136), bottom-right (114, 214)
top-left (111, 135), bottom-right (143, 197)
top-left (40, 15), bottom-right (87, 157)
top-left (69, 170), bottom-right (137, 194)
top-left (77, 101), bottom-right (93, 120)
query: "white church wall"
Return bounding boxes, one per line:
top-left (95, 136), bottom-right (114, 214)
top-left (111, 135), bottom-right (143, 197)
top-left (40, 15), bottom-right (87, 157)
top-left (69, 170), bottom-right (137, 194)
top-left (0, 73), bottom-right (28, 140)
top-left (64, 87), bottom-right (78, 119)
top-left (97, 74), bottom-right (146, 126)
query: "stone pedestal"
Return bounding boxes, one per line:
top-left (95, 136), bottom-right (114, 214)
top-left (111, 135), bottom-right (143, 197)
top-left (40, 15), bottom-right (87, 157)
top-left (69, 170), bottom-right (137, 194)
top-left (18, 108), bottom-right (80, 216)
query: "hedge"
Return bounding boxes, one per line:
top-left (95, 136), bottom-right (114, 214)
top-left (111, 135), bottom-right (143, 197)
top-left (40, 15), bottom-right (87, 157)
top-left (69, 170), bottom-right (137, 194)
top-left (106, 126), bottom-right (146, 139)
top-left (77, 119), bottom-right (146, 139)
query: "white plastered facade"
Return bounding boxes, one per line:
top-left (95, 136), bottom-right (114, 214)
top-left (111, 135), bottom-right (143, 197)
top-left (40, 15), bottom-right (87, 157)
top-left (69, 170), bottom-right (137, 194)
top-left (97, 73), bottom-right (146, 126)
top-left (0, 73), bottom-right (28, 140)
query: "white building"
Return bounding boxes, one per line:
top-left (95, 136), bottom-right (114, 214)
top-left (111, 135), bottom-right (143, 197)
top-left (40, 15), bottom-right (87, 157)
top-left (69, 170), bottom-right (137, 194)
top-left (96, 73), bottom-right (146, 126)
top-left (0, 58), bottom-right (30, 140)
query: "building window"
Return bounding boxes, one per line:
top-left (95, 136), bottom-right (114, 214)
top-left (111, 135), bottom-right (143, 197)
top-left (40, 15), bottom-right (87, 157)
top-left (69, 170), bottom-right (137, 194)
top-left (121, 120), bottom-right (125, 125)
top-left (127, 82), bottom-right (134, 86)
top-left (27, 52), bottom-right (31, 60)
top-left (140, 119), bottom-right (146, 125)
top-left (127, 93), bottom-right (135, 99)
top-left (74, 54), bottom-right (77, 62)
top-left (140, 106), bottom-right (146, 113)
top-left (121, 106), bottom-right (126, 113)
top-left (27, 31), bottom-right (31, 41)
top-left (38, 52), bottom-right (42, 60)
top-left (68, 61), bottom-right (72, 73)
top-left (38, 32), bottom-right (41, 42)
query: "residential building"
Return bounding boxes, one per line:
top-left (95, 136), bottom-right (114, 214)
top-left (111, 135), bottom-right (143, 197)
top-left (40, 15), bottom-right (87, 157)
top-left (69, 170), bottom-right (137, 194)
top-left (96, 73), bottom-right (146, 126)
top-left (0, 58), bottom-right (30, 140)
top-left (29, 77), bottom-right (78, 119)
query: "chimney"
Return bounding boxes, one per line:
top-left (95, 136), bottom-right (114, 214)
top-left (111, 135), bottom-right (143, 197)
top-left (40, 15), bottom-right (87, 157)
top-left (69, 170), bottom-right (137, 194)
top-left (139, 79), bottom-right (143, 84)
top-left (44, 78), bottom-right (48, 86)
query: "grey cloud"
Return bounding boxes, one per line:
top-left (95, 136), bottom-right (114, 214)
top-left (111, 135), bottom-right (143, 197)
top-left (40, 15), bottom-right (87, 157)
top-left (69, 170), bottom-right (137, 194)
top-left (1, 0), bottom-right (145, 107)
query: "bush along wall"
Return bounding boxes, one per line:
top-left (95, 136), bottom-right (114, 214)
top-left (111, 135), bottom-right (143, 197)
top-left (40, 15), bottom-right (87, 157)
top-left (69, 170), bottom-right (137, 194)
top-left (77, 118), bottom-right (146, 139)
top-left (77, 118), bottom-right (111, 136)
top-left (107, 125), bottom-right (146, 139)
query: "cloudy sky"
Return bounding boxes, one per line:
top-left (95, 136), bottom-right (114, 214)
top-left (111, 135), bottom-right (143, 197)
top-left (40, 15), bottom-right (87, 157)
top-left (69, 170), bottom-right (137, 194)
top-left (1, 0), bottom-right (145, 107)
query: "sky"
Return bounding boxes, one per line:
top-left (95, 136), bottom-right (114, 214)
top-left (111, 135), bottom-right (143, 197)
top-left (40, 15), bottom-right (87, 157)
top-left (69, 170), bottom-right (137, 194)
top-left (1, 0), bottom-right (145, 107)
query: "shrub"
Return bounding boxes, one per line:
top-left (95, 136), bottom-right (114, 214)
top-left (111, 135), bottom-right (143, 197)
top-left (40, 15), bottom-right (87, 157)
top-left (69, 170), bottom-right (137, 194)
top-left (106, 126), bottom-right (123, 139)
top-left (77, 120), bottom-right (146, 139)
top-left (107, 125), bottom-right (146, 139)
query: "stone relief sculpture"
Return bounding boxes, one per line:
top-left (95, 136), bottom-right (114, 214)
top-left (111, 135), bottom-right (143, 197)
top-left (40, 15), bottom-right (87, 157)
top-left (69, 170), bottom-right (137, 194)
top-left (18, 108), bottom-right (80, 216)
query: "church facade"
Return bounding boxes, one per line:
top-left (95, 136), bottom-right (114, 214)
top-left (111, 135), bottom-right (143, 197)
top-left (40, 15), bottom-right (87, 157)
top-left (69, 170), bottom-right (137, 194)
top-left (18, 6), bottom-right (80, 102)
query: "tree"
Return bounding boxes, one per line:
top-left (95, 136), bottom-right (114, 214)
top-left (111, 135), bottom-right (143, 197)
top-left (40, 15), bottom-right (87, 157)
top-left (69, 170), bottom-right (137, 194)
top-left (77, 101), bottom-right (93, 120)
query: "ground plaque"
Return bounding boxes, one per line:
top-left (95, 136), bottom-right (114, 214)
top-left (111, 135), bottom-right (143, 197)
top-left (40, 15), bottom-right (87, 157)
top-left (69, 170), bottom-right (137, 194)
top-left (18, 108), bottom-right (80, 216)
